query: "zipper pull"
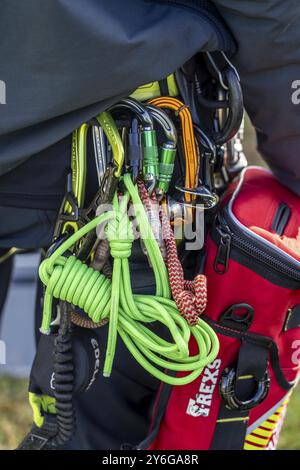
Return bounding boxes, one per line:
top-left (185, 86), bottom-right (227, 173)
top-left (214, 226), bottom-right (231, 274)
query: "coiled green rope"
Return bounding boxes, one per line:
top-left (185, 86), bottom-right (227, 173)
top-left (39, 174), bottom-right (219, 385)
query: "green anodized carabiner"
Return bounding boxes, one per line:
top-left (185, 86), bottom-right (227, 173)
top-left (146, 104), bottom-right (177, 198)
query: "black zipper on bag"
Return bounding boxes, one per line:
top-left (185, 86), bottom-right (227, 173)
top-left (212, 208), bottom-right (300, 288)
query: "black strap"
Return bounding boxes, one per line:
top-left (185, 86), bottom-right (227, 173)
top-left (210, 341), bottom-right (269, 450)
top-left (137, 379), bottom-right (174, 450)
top-left (284, 304), bottom-right (300, 331)
top-left (210, 406), bottom-right (249, 450)
top-left (236, 340), bottom-right (268, 384)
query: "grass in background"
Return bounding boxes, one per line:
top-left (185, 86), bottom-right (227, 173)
top-left (278, 387), bottom-right (300, 450)
top-left (0, 376), bottom-right (31, 450)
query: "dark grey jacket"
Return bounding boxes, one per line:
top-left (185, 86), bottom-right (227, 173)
top-left (214, 0), bottom-right (300, 194)
top-left (1, 1), bottom-right (300, 193)
top-left (0, 0), bottom-right (232, 176)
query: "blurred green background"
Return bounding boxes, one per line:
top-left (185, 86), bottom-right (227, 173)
top-left (0, 117), bottom-right (299, 450)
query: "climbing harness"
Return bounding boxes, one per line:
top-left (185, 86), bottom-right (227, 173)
top-left (39, 173), bottom-right (218, 384)
top-left (19, 49), bottom-right (247, 450)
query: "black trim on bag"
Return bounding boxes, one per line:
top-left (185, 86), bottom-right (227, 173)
top-left (272, 203), bottom-right (291, 236)
top-left (211, 221), bottom-right (300, 290)
top-left (137, 378), bottom-right (174, 450)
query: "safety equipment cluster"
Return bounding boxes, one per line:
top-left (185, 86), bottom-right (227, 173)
top-left (19, 51), bottom-right (300, 451)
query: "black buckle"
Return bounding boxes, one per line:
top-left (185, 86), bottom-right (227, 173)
top-left (219, 303), bottom-right (254, 331)
top-left (17, 414), bottom-right (58, 450)
top-left (17, 430), bottom-right (50, 450)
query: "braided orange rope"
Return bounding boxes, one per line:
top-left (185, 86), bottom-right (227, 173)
top-left (137, 180), bottom-right (207, 326)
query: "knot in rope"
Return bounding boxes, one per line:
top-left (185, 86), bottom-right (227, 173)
top-left (173, 276), bottom-right (207, 326)
top-left (106, 201), bottom-right (134, 259)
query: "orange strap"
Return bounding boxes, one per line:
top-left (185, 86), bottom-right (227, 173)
top-left (148, 97), bottom-right (199, 202)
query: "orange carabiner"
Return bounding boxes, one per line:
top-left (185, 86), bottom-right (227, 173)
top-left (148, 97), bottom-right (199, 203)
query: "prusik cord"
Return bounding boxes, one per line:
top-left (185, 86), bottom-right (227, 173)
top-left (39, 173), bottom-right (219, 386)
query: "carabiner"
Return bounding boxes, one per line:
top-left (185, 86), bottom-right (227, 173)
top-left (173, 126), bottom-right (219, 211)
top-left (109, 98), bottom-right (159, 193)
top-left (146, 104), bottom-right (177, 145)
top-left (53, 124), bottom-right (88, 238)
top-left (146, 104), bottom-right (177, 198)
top-left (148, 97), bottom-right (198, 203)
top-left (110, 97), bottom-right (153, 128)
top-left (77, 111), bottom-right (124, 261)
top-left (192, 52), bottom-right (244, 146)
top-left (220, 367), bottom-right (270, 411)
top-left (225, 115), bottom-right (248, 177)
top-left (92, 124), bottom-right (107, 186)
top-left (205, 51), bottom-right (240, 92)
top-left (127, 118), bottom-right (143, 183)
top-left (96, 111), bottom-right (125, 178)
top-left (213, 67), bottom-right (244, 145)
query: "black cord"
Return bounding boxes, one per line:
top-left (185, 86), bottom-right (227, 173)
top-left (50, 301), bottom-right (76, 447)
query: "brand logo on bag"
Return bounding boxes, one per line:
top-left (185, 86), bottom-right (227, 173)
top-left (0, 81), bottom-right (6, 104)
top-left (186, 359), bottom-right (221, 418)
top-left (291, 339), bottom-right (300, 366)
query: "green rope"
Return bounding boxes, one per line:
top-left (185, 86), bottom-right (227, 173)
top-left (39, 174), bottom-right (219, 385)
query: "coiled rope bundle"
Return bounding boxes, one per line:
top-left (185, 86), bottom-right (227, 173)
top-left (39, 173), bottom-right (219, 385)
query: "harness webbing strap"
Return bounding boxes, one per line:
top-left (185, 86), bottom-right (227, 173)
top-left (137, 180), bottom-right (207, 326)
top-left (211, 340), bottom-right (269, 450)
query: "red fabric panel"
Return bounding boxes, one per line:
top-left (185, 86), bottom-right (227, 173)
top-left (149, 168), bottom-right (300, 450)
